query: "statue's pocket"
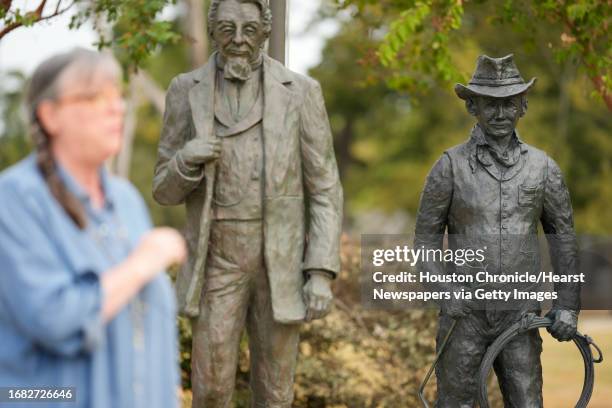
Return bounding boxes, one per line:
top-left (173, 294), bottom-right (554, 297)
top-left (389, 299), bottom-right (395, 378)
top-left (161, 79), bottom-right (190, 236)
top-left (518, 183), bottom-right (542, 207)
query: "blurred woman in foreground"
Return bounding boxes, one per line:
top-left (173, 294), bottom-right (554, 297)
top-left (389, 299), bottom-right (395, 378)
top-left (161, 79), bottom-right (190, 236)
top-left (0, 48), bottom-right (186, 408)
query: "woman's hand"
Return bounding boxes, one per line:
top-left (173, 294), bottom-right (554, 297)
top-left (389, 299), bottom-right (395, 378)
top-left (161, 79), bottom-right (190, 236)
top-left (101, 227), bottom-right (186, 321)
top-left (133, 228), bottom-right (187, 282)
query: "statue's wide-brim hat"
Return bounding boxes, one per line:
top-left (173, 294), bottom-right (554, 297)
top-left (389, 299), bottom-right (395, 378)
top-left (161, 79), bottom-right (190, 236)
top-left (455, 54), bottom-right (536, 100)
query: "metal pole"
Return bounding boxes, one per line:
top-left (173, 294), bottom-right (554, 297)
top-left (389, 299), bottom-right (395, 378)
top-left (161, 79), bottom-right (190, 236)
top-left (269, 0), bottom-right (287, 65)
top-left (187, 0), bottom-right (208, 68)
top-left (418, 319), bottom-right (457, 408)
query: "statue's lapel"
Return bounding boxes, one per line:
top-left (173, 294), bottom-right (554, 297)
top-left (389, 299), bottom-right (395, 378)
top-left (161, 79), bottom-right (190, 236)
top-left (216, 90), bottom-right (264, 137)
top-left (213, 90), bottom-right (235, 129)
top-left (263, 55), bottom-right (293, 179)
top-left (189, 54), bottom-right (217, 142)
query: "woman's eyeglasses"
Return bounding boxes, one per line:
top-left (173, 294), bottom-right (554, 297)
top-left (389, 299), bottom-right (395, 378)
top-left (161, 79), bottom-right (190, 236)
top-left (56, 87), bottom-right (126, 110)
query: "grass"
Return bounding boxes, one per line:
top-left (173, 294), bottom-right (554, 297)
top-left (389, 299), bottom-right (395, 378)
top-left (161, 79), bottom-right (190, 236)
top-left (542, 315), bottom-right (612, 407)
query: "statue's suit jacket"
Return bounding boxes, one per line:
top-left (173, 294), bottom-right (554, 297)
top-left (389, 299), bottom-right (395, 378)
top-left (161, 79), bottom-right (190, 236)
top-left (153, 53), bottom-right (343, 323)
top-left (415, 125), bottom-right (580, 312)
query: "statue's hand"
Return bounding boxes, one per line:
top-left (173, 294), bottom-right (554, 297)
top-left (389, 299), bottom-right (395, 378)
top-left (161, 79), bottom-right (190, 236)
top-left (441, 297), bottom-right (475, 319)
top-left (303, 271), bottom-right (333, 322)
top-left (178, 138), bottom-right (221, 170)
top-left (546, 309), bottom-right (578, 342)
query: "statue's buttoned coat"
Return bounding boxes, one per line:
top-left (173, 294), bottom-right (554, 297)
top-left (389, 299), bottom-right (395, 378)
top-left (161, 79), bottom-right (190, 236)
top-left (153, 54), bottom-right (343, 323)
top-left (415, 125), bottom-right (580, 311)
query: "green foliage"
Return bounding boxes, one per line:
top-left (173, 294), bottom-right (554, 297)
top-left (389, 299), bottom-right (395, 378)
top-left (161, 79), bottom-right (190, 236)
top-left (377, 0), bottom-right (465, 92)
top-left (3, 7), bottom-right (43, 27)
top-left (338, 0), bottom-right (612, 109)
top-left (1, 0), bottom-right (180, 71)
top-left (312, 1), bottom-right (611, 233)
top-left (493, 1), bottom-right (611, 89)
top-left (70, 0), bottom-right (181, 71)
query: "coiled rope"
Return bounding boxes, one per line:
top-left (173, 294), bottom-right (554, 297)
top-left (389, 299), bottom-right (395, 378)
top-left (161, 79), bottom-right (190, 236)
top-left (478, 314), bottom-right (603, 408)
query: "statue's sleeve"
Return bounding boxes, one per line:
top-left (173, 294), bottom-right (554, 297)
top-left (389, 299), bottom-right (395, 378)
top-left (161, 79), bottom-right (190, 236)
top-left (415, 153), bottom-right (453, 238)
top-left (153, 76), bottom-right (204, 206)
top-left (414, 154), bottom-right (453, 292)
top-left (541, 157), bottom-right (580, 311)
top-left (299, 79), bottom-right (343, 277)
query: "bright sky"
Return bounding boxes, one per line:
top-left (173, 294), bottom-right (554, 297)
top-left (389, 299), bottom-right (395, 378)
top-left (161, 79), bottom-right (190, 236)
top-left (0, 0), bottom-right (339, 76)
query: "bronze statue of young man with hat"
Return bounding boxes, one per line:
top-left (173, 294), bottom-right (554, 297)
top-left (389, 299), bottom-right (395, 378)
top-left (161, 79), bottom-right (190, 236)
top-left (152, 0), bottom-right (343, 406)
top-left (414, 55), bottom-right (580, 407)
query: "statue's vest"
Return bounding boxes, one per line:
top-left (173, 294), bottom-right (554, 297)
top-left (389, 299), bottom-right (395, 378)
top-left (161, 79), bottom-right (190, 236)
top-left (211, 82), bottom-right (264, 220)
top-left (443, 140), bottom-right (549, 296)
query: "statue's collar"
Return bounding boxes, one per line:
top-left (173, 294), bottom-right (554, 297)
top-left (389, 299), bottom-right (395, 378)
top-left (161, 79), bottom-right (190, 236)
top-left (469, 124), bottom-right (524, 149)
top-left (467, 124), bottom-right (528, 174)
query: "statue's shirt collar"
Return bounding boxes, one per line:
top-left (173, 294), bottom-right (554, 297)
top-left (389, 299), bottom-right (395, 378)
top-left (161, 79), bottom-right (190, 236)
top-left (470, 124), bottom-right (526, 167)
top-left (465, 124), bottom-right (529, 178)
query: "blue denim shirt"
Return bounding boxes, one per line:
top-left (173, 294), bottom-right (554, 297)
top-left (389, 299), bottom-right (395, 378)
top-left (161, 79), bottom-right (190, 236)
top-left (0, 155), bottom-right (178, 408)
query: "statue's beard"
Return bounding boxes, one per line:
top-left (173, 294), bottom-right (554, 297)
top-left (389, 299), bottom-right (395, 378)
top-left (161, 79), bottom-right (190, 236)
top-left (223, 55), bottom-right (253, 82)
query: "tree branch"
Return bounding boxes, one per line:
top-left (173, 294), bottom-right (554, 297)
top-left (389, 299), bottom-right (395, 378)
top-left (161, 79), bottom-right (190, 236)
top-left (1, 1), bottom-right (13, 14)
top-left (0, 0), bottom-right (74, 40)
top-left (34, 0), bottom-right (47, 15)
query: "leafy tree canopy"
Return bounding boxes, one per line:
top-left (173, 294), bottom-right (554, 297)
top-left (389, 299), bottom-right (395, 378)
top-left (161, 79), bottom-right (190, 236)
top-left (337, 0), bottom-right (612, 110)
top-left (1, 0), bottom-right (180, 70)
